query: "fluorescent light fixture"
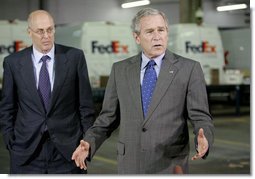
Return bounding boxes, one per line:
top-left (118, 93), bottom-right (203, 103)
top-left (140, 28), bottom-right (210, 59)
top-left (121, 0), bottom-right (150, 9)
top-left (217, 3), bottom-right (248, 11)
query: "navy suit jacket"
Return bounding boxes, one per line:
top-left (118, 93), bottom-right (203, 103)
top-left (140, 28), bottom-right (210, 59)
top-left (0, 44), bottom-right (95, 165)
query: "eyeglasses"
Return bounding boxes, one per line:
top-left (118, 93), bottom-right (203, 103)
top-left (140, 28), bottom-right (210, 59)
top-left (29, 26), bottom-right (55, 36)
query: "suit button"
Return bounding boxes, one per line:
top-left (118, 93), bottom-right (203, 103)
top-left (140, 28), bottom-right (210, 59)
top-left (142, 128), bottom-right (147, 132)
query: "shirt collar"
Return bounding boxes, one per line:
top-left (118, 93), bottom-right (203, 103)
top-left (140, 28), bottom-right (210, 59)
top-left (141, 52), bottom-right (165, 70)
top-left (33, 44), bottom-right (55, 64)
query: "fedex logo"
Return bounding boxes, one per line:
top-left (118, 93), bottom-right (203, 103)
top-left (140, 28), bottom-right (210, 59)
top-left (185, 41), bottom-right (216, 54)
top-left (0, 40), bottom-right (28, 54)
top-left (92, 40), bottom-right (128, 54)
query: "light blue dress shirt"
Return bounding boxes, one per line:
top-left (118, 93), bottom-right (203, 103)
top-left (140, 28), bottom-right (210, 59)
top-left (140, 52), bottom-right (165, 85)
top-left (31, 45), bottom-right (55, 91)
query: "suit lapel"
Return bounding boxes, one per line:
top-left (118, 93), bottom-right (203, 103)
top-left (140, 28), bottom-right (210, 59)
top-left (48, 47), bottom-right (68, 113)
top-left (19, 47), bottom-right (45, 113)
top-left (126, 54), bottom-right (144, 121)
top-left (144, 50), bottom-right (179, 122)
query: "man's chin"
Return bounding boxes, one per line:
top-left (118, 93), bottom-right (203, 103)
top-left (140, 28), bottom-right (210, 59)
top-left (42, 45), bottom-right (52, 52)
top-left (151, 49), bottom-right (165, 57)
top-left (42, 48), bottom-right (51, 53)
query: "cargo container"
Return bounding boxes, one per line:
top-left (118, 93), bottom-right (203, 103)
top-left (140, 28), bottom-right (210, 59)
top-left (168, 23), bottom-right (225, 84)
top-left (0, 20), bottom-right (31, 85)
top-left (55, 21), bottom-right (139, 88)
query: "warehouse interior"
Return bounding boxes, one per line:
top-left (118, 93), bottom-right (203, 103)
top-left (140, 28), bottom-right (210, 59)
top-left (0, 0), bottom-right (252, 175)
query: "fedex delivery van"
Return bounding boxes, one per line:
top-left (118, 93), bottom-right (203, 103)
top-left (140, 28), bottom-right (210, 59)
top-left (0, 20), bottom-right (31, 85)
top-left (55, 21), bottom-right (139, 87)
top-left (168, 24), bottom-right (225, 84)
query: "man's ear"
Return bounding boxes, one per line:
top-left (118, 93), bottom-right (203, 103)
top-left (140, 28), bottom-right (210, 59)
top-left (133, 32), bottom-right (140, 44)
top-left (27, 28), bottom-right (32, 38)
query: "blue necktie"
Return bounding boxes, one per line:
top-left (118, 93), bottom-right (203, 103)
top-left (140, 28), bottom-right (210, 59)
top-left (142, 60), bottom-right (157, 117)
top-left (38, 55), bottom-right (51, 112)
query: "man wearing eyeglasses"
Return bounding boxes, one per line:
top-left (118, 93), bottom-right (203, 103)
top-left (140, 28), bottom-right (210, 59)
top-left (0, 10), bottom-right (95, 174)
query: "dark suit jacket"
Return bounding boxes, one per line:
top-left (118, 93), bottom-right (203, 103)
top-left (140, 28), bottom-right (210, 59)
top-left (84, 50), bottom-right (214, 174)
top-left (0, 44), bottom-right (95, 165)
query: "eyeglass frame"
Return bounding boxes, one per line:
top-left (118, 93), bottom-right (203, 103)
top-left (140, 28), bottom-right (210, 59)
top-left (28, 26), bottom-right (55, 36)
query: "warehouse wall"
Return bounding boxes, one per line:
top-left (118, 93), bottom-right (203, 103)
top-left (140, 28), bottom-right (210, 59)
top-left (0, 0), bottom-right (38, 21)
top-left (221, 28), bottom-right (251, 70)
top-left (47, 0), bottom-right (180, 25)
top-left (0, 0), bottom-right (250, 28)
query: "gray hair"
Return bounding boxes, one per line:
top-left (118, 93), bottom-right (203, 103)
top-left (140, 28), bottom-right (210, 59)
top-left (131, 8), bottom-right (169, 34)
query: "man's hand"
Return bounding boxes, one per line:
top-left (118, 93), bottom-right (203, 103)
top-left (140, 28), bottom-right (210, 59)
top-left (72, 140), bottom-right (90, 169)
top-left (191, 128), bottom-right (209, 160)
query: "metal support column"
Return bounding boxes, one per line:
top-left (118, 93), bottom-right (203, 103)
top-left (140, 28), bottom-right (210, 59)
top-left (179, 0), bottom-right (202, 23)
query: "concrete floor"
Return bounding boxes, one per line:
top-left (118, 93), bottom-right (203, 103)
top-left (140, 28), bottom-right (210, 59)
top-left (0, 105), bottom-right (250, 174)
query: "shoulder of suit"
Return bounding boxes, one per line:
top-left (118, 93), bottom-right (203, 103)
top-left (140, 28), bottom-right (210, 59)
top-left (4, 46), bottom-right (32, 62)
top-left (113, 53), bottom-right (141, 67)
top-left (169, 50), bottom-right (198, 65)
top-left (55, 43), bottom-right (83, 54)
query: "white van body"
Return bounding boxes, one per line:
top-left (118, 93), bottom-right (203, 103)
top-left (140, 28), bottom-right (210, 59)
top-left (0, 20), bottom-right (31, 83)
top-left (168, 23), bottom-right (225, 84)
top-left (55, 21), bottom-right (139, 87)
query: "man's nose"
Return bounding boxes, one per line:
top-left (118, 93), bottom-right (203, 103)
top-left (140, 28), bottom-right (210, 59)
top-left (153, 32), bottom-right (160, 40)
top-left (42, 31), bottom-right (50, 38)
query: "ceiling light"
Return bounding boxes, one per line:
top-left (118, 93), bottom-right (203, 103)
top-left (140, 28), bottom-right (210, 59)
top-left (216, 3), bottom-right (248, 11)
top-left (121, 0), bottom-right (150, 9)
